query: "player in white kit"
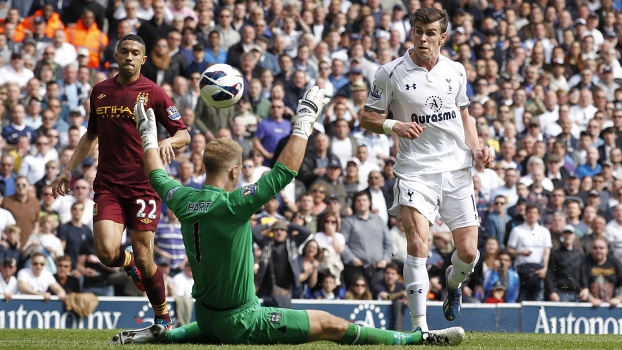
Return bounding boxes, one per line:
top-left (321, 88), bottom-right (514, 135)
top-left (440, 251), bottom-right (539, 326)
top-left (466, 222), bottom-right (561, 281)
top-left (361, 8), bottom-right (494, 331)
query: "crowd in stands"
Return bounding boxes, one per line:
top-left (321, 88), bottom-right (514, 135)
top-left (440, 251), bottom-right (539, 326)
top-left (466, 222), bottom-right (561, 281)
top-left (1, 0), bottom-right (622, 313)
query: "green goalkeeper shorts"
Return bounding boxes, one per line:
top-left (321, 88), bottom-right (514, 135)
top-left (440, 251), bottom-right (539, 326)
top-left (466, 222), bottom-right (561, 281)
top-left (195, 297), bottom-right (310, 344)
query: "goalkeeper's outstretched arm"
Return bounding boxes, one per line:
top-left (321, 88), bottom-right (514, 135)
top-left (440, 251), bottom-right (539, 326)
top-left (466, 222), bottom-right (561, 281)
top-left (275, 86), bottom-right (330, 172)
top-left (134, 102), bottom-right (166, 175)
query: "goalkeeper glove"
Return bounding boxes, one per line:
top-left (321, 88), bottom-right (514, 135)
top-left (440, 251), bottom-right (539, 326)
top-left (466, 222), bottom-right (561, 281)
top-left (293, 86), bottom-right (331, 139)
top-left (134, 99), bottom-right (158, 151)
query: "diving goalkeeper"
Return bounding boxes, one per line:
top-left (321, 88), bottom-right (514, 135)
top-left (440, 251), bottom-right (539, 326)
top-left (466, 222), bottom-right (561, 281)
top-left (110, 87), bottom-right (465, 346)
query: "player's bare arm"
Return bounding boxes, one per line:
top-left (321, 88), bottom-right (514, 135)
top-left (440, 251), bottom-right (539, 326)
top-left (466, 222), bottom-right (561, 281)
top-left (52, 132), bottom-right (98, 197)
top-left (461, 108), bottom-right (493, 168)
top-left (361, 108), bottom-right (425, 140)
top-left (158, 129), bottom-right (190, 164)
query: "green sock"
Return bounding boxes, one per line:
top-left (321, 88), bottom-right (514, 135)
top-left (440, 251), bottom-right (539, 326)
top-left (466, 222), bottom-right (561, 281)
top-left (339, 323), bottom-right (423, 345)
top-left (165, 322), bottom-right (211, 344)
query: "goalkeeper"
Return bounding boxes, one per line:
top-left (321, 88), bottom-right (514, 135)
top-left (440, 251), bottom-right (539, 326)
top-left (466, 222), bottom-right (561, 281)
top-left (111, 87), bottom-right (465, 346)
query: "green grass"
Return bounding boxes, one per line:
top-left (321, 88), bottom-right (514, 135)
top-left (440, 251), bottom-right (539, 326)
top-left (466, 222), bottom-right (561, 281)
top-left (2, 330), bottom-right (622, 350)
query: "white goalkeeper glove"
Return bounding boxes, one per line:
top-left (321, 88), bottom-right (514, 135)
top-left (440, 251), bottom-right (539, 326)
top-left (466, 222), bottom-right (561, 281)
top-left (134, 99), bottom-right (158, 151)
top-left (293, 86), bottom-right (331, 139)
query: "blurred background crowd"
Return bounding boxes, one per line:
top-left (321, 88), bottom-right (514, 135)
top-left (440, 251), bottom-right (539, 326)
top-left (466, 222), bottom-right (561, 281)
top-left (0, 0), bottom-right (622, 316)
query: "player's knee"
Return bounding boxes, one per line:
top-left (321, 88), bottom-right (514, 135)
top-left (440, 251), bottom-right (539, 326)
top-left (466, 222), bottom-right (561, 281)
top-left (95, 245), bottom-right (117, 265)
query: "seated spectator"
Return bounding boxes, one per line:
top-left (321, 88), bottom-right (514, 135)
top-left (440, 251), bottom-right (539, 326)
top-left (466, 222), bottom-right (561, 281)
top-left (0, 257), bottom-right (18, 301)
top-left (470, 237), bottom-right (500, 302)
top-left (18, 252), bottom-right (66, 301)
top-left (484, 282), bottom-right (507, 303)
top-left (312, 274), bottom-right (340, 300)
top-left (76, 235), bottom-right (115, 297)
top-left (585, 238), bottom-right (622, 307)
top-left (23, 213), bottom-right (64, 271)
top-left (482, 250), bottom-right (520, 303)
top-left (343, 276), bottom-right (373, 300)
top-left (154, 208), bottom-right (186, 275)
top-left (0, 225), bottom-right (21, 263)
top-left (53, 255), bottom-right (80, 294)
top-left (372, 263), bottom-right (406, 300)
top-left (172, 263), bottom-right (194, 298)
top-left (313, 212), bottom-right (345, 255)
top-left (299, 239), bottom-right (320, 299)
top-left (2, 176), bottom-right (41, 248)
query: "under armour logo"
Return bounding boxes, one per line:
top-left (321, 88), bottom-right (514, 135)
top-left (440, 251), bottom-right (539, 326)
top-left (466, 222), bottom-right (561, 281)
top-left (407, 189), bottom-right (414, 203)
top-left (405, 83), bottom-right (417, 90)
top-left (409, 289), bottom-right (424, 294)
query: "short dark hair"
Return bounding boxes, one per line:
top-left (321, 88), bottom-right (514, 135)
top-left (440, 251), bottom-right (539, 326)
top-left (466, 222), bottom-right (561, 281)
top-left (353, 190), bottom-right (371, 203)
top-left (117, 34), bottom-right (146, 53)
top-left (412, 8), bottom-right (449, 33)
top-left (385, 263), bottom-right (399, 273)
top-left (525, 204), bottom-right (540, 214)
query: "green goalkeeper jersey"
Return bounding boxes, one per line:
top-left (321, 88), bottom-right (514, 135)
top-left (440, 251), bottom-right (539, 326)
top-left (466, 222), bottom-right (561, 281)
top-left (149, 162), bottom-right (297, 310)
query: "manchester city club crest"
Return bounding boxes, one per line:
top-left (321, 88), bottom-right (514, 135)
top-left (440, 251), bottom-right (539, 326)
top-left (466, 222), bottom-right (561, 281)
top-left (135, 92), bottom-right (149, 106)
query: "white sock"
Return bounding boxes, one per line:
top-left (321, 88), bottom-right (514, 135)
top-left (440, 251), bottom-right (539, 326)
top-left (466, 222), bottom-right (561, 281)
top-left (404, 255), bottom-right (429, 332)
top-left (447, 250), bottom-right (480, 290)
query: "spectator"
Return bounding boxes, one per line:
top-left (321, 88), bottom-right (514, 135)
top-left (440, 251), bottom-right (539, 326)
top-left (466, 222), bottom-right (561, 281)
top-left (142, 38), bottom-right (183, 86)
top-left (53, 255), bottom-right (80, 294)
top-left (63, 10), bottom-right (108, 70)
top-left (154, 208), bottom-right (185, 274)
top-left (52, 178), bottom-right (94, 227)
top-left (605, 204), bottom-right (622, 260)
top-left (2, 176), bottom-right (41, 248)
top-left (22, 213), bottom-right (64, 273)
top-left (484, 195), bottom-right (510, 250)
top-left (0, 52), bottom-right (35, 88)
top-left (3, 105), bottom-right (37, 149)
top-left (507, 204), bottom-right (552, 301)
top-left (343, 275), bottom-right (373, 300)
top-left (18, 135), bottom-right (57, 185)
top-left (172, 263), bottom-right (194, 298)
top-left (18, 252), bottom-right (66, 301)
top-left (566, 198), bottom-right (590, 236)
top-left (255, 220), bottom-right (311, 307)
top-left (546, 225), bottom-right (588, 302)
top-left (299, 239), bottom-right (320, 299)
top-left (135, 0), bottom-right (173, 55)
top-left (253, 99), bottom-right (291, 166)
top-left (313, 274), bottom-right (340, 300)
top-left (76, 234), bottom-right (115, 296)
top-left (155, 257), bottom-right (175, 297)
top-left (341, 191), bottom-right (392, 288)
top-left (0, 225), bottom-right (21, 263)
top-left (175, 160), bottom-right (202, 189)
top-left (484, 282), bottom-right (507, 303)
top-left (0, 155), bottom-right (17, 197)
top-left (585, 238), bottom-right (622, 307)
top-left (299, 133), bottom-right (338, 187)
top-left (482, 250), bottom-right (520, 303)
top-left (35, 161), bottom-right (60, 199)
top-left (490, 168), bottom-right (519, 207)
top-left (0, 257), bottom-right (18, 301)
top-left (57, 201), bottom-right (92, 270)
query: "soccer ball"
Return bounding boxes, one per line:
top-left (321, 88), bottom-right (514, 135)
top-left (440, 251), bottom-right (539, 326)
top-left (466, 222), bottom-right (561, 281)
top-left (199, 64), bottom-right (244, 108)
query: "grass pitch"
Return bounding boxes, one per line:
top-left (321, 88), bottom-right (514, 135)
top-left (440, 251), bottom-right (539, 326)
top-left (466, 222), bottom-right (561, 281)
top-left (1, 329), bottom-right (622, 350)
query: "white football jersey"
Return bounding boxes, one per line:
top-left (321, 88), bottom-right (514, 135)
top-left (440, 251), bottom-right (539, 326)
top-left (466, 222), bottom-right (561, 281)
top-left (365, 49), bottom-right (473, 176)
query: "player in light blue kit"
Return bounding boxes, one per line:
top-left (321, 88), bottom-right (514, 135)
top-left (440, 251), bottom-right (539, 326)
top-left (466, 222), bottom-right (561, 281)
top-left (361, 8), bottom-right (494, 331)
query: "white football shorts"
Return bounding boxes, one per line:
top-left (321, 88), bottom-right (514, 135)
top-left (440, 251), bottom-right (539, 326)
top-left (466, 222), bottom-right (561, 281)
top-left (389, 168), bottom-right (480, 231)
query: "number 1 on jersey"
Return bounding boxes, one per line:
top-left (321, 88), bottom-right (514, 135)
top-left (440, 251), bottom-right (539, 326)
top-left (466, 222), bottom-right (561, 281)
top-left (193, 220), bottom-right (203, 266)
